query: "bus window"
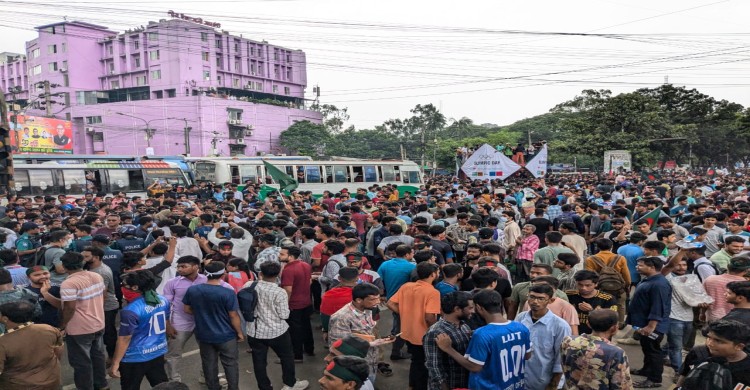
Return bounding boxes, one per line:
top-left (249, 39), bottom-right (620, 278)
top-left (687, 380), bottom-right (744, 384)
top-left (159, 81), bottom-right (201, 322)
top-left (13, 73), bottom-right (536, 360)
top-left (352, 166), bottom-right (364, 182)
top-left (62, 169), bottom-right (87, 194)
top-left (240, 165), bottom-right (260, 184)
top-left (305, 166), bottom-right (322, 183)
top-left (107, 170), bottom-right (131, 193)
top-left (230, 165), bottom-right (240, 184)
top-left (28, 170), bottom-right (54, 195)
top-left (403, 171), bottom-right (420, 184)
top-left (364, 165), bottom-right (378, 182)
top-left (296, 167), bottom-right (305, 183)
top-left (325, 166), bottom-right (333, 183)
top-left (14, 169), bottom-right (30, 196)
top-left (194, 161), bottom-right (216, 182)
top-left (333, 166), bottom-right (349, 183)
top-left (381, 165), bottom-right (396, 182)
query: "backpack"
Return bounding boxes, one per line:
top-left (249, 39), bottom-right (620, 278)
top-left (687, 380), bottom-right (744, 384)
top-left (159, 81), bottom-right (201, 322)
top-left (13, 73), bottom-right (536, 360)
top-left (682, 359), bottom-right (733, 390)
top-left (694, 262), bottom-right (722, 281)
top-left (237, 281), bottom-right (259, 322)
top-left (591, 255), bottom-right (626, 293)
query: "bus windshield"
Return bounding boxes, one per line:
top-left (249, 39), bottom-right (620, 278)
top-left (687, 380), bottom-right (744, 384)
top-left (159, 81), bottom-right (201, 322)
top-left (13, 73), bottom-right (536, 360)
top-left (143, 169), bottom-right (188, 186)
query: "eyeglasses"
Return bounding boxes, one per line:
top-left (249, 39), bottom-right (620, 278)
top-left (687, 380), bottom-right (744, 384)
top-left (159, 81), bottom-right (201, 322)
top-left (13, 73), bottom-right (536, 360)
top-left (527, 295), bottom-right (549, 302)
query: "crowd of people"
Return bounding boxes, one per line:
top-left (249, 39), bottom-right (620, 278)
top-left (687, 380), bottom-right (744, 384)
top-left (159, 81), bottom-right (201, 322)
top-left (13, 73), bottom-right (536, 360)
top-left (0, 170), bottom-right (749, 390)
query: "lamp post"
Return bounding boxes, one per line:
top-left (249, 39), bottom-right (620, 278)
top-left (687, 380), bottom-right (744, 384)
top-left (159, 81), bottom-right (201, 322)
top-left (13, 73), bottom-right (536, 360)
top-left (114, 112), bottom-right (163, 148)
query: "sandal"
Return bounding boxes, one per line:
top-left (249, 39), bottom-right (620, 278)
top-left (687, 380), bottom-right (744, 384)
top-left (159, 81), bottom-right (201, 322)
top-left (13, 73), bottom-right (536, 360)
top-left (633, 380), bottom-right (662, 388)
top-left (378, 362), bottom-right (393, 377)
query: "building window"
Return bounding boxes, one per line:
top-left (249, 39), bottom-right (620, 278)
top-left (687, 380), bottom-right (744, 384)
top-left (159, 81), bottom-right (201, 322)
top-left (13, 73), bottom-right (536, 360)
top-left (110, 80), bottom-right (120, 89)
top-left (251, 62), bottom-right (256, 75)
top-left (215, 38), bottom-right (222, 49)
top-left (201, 32), bottom-right (209, 42)
top-left (31, 48), bottom-right (40, 58)
top-left (234, 59), bottom-right (240, 72)
top-left (166, 89), bottom-right (176, 98)
top-left (274, 67), bottom-right (279, 79)
top-left (61, 43), bottom-right (66, 53)
top-left (149, 50), bottom-right (160, 60)
top-left (234, 42), bottom-right (240, 52)
top-left (228, 110), bottom-right (242, 121)
top-left (151, 70), bottom-right (161, 80)
top-left (284, 86), bottom-right (290, 95)
top-left (133, 55), bottom-right (141, 68)
top-left (216, 57), bottom-right (223, 69)
top-left (202, 52), bottom-right (209, 61)
top-left (286, 68), bottom-right (292, 81)
top-left (233, 78), bottom-right (240, 87)
top-left (135, 75), bottom-right (147, 86)
top-left (48, 44), bottom-right (57, 54)
top-left (250, 46), bottom-right (256, 56)
top-left (286, 53), bottom-right (291, 62)
top-left (274, 50), bottom-right (279, 61)
top-left (256, 81), bottom-right (262, 91)
top-left (8, 67), bottom-right (13, 76)
top-left (154, 90), bottom-right (163, 99)
top-left (86, 116), bottom-right (103, 124)
top-left (203, 70), bottom-right (211, 80)
top-left (273, 85), bottom-right (278, 94)
top-left (31, 65), bottom-right (42, 75)
top-left (107, 45), bottom-right (113, 55)
top-left (63, 74), bottom-right (69, 87)
top-left (229, 144), bottom-right (246, 156)
top-left (133, 39), bottom-right (140, 50)
top-left (148, 32), bottom-right (158, 41)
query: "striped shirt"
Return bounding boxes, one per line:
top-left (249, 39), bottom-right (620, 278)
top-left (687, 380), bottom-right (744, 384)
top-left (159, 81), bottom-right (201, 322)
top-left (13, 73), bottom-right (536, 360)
top-left (60, 271), bottom-right (106, 335)
top-left (244, 280), bottom-right (290, 340)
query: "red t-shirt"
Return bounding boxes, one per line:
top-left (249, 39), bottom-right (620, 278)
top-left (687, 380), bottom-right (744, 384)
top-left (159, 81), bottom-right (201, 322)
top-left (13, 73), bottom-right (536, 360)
top-left (311, 241), bottom-right (330, 272)
top-left (280, 260), bottom-right (312, 310)
top-left (320, 286), bottom-right (353, 316)
top-left (350, 212), bottom-right (369, 235)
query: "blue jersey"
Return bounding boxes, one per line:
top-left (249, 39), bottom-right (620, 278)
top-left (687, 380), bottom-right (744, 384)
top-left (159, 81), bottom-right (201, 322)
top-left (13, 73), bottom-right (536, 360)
top-left (119, 295), bottom-right (170, 363)
top-left (465, 321), bottom-right (531, 390)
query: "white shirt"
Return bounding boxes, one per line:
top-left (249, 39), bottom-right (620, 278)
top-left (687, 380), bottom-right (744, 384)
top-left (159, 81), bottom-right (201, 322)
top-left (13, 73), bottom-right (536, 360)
top-left (175, 237), bottom-right (203, 260)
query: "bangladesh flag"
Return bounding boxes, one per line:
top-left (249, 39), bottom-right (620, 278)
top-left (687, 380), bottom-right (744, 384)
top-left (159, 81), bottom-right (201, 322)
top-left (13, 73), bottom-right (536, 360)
top-left (641, 170), bottom-right (660, 182)
top-left (707, 167), bottom-right (716, 178)
top-left (634, 208), bottom-right (662, 232)
top-left (262, 160), bottom-right (299, 193)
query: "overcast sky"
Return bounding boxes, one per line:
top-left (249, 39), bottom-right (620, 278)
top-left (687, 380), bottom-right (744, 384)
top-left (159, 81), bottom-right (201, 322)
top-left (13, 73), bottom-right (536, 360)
top-left (2, 0), bottom-right (748, 129)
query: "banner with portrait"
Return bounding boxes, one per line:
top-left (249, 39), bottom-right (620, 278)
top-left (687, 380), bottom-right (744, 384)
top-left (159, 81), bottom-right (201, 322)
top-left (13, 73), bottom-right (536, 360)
top-left (7, 114), bottom-right (74, 154)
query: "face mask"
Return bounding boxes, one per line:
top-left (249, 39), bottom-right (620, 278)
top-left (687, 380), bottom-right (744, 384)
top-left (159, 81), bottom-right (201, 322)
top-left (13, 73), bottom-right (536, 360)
top-left (121, 287), bottom-right (141, 303)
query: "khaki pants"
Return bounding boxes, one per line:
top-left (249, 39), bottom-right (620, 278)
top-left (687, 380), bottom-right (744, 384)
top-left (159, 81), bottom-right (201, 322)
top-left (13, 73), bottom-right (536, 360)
top-left (604, 289), bottom-right (626, 326)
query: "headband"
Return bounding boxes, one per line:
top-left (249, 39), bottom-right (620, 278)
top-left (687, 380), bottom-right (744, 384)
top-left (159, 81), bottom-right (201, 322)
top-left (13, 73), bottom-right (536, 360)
top-left (331, 338), bottom-right (367, 358)
top-left (205, 269), bottom-right (226, 277)
top-left (325, 361), bottom-right (363, 384)
top-left (26, 265), bottom-right (49, 276)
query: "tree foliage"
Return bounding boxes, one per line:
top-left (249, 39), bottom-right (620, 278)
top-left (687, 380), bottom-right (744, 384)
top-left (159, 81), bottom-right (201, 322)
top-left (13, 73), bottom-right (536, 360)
top-left (280, 85), bottom-right (746, 171)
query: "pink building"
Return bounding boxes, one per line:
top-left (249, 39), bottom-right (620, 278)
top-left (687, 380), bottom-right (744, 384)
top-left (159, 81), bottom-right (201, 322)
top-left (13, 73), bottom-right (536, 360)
top-left (4, 18), bottom-right (321, 156)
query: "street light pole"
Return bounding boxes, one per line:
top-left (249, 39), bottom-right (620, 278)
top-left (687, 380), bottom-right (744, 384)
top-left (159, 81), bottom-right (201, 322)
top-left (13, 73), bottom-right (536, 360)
top-left (115, 112), bottom-right (157, 148)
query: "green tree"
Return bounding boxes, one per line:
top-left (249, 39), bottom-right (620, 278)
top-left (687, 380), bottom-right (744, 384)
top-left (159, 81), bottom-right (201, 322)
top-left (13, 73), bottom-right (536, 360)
top-left (279, 120), bottom-right (331, 156)
top-left (311, 103), bottom-right (351, 133)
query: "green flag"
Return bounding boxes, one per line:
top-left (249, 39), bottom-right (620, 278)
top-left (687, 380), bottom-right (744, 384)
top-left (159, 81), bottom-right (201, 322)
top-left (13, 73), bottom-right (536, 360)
top-left (634, 208), bottom-right (662, 232)
top-left (262, 160), bottom-right (298, 192)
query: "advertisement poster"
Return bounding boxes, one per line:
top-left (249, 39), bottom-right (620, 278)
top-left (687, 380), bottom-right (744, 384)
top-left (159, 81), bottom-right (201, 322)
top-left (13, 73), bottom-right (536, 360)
top-left (461, 143), bottom-right (521, 180)
top-left (7, 114), bottom-right (74, 154)
top-left (603, 150), bottom-right (631, 174)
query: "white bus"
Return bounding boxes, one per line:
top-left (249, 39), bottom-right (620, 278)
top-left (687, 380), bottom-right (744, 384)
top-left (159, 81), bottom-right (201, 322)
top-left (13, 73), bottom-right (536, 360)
top-left (12, 160), bottom-right (190, 197)
top-left (190, 158), bottom-right (423, 195)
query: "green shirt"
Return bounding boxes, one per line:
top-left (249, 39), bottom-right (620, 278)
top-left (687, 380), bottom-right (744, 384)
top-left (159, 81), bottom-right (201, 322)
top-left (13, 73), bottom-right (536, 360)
top-left (710, 249), bottom-right (732, 272)
top-left (533, 245), bottom-right (575, 277)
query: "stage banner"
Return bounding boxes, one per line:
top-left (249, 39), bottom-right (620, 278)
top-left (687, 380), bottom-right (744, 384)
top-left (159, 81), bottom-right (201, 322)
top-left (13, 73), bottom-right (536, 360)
top-left (526, 144), bottom-right (548, 178)
top-left (461, 143), bottom-right (521, 180)
top-left (7, 114), bottom-right (74, 154)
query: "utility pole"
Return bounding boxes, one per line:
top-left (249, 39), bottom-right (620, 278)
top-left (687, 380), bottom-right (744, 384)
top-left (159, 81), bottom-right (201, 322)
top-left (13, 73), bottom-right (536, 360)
top-left (181, 118), bottom-right (191, 155)
top-left (420, 126), bottom-right (425, 174)
top-left (0, 91), bottom-right (15, 195)
top-left (211, 131), bottom-right (219, 156)
top-left (44, 81), bottom-right (52, 117)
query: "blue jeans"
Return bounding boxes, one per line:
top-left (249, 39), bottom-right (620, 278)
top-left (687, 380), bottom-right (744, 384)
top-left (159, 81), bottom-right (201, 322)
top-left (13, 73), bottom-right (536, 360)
top-left (666, 319), bottom-right (692, 371)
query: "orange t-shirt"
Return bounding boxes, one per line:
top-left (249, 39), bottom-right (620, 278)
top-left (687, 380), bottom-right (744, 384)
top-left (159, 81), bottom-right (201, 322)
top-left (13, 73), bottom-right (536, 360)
top-left (389, 280), bottom-right (441, 345)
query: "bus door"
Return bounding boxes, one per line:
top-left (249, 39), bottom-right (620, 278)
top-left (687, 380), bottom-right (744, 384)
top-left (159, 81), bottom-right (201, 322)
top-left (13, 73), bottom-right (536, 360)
top-left (230, 165), bottom-right (241, 184)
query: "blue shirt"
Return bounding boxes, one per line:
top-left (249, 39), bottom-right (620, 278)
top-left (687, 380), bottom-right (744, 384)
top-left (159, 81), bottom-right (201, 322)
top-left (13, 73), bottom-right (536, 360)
top-left (516, 310), bottom-right (572, 390)
top-left (119, 295), bottom-right (170, 363)
top-left (626, 273), bottom-right (672, 334)
top-left (182, 283), bottom-right (239, 344)
top-left (465, 321), bottom-right (531, 390)
top-left (377, 258), bottom-right (416, 300)
top-left (617, 244), bottom-right (645, 284)
top-left (435, 281), bottom-right (458, 297)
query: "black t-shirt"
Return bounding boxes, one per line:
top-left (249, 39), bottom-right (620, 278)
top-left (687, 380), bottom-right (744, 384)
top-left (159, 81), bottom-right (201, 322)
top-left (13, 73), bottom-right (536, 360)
top-left (26, 285), bottom-right (61, 328)
top-left (680, 346), bottom-right (750, 389)
top-left (460, 275), bottom-right (511, 299)
top-left (431, 240), bottom-right (453, 265)
top-left (725, 308), bottom-right (750, 326)
top-left (528, 217), bottom-right (552, 246)
top-left (566, 290), bottom-right (618, 334)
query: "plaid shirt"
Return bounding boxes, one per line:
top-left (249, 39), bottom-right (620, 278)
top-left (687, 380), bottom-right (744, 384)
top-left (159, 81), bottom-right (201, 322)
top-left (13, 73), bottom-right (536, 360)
top-left (516, 234), bottom-right (540, 261)
top-left (547, 205), bottom-right (562, 221)
top-left (424, 318), bottom-right (472, 390)
top-left (329, 302), bottom-right (378, 369)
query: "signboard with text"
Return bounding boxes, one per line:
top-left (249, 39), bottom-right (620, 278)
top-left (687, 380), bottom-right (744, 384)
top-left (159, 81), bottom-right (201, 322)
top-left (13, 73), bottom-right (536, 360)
top-left (7, 114), bottom-right (74, 154)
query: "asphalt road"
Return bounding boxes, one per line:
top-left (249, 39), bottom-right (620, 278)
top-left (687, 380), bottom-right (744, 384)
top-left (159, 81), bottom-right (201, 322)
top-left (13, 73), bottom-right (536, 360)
top-left (60, 309), bottom-right (684, 390)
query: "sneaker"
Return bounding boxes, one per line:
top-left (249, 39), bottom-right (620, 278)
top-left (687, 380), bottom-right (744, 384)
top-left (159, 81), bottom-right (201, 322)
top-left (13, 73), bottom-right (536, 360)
top-left (281, 380), bottom-right (310, 390)
top-left (198, 374), bottom-right (227, 385)
top-left (615, 337), bottom-right (640, 345)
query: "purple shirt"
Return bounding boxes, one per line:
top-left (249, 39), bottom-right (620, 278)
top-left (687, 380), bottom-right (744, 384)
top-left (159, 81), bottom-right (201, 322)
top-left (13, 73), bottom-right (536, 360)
top-left (163, 274), bottom-right (234, 331)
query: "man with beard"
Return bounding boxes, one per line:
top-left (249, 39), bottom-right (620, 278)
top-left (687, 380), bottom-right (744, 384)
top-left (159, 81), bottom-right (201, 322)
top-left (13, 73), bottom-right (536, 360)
top-left (459, 243), bottom-right (482, 288)
top-left (424, 291), bottom-right (474, 390)
top-left (24, 265), bottom-right (61, 327)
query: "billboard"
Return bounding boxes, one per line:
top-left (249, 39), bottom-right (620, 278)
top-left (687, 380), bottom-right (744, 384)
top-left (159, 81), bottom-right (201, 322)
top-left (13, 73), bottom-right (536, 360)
top-left (7, 114), bottom-right (74, 154)
top-left (603, 150), bottom-right (632, 173)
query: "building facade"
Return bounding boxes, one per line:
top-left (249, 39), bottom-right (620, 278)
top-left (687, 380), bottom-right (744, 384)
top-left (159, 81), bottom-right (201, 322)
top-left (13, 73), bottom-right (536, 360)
top-left (3, 18), bottom-right (321, 156)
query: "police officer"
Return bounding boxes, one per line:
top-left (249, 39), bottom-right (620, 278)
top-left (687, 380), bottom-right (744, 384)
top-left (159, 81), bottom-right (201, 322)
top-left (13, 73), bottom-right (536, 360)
top-left (113, 225), bottom-right (146, 252)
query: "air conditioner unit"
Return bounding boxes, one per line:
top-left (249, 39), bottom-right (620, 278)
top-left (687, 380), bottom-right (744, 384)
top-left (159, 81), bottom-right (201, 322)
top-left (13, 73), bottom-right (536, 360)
top-left (244, 130), bottom-right (253, 137)
top-left (85, 127), bottom-right (95, 134)
top-left (235, 138), bottom-right (245, 144)
top-left (109, 70), bottom-right (116, 75)
top-left (59, 68), bottom-right (67, 72)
